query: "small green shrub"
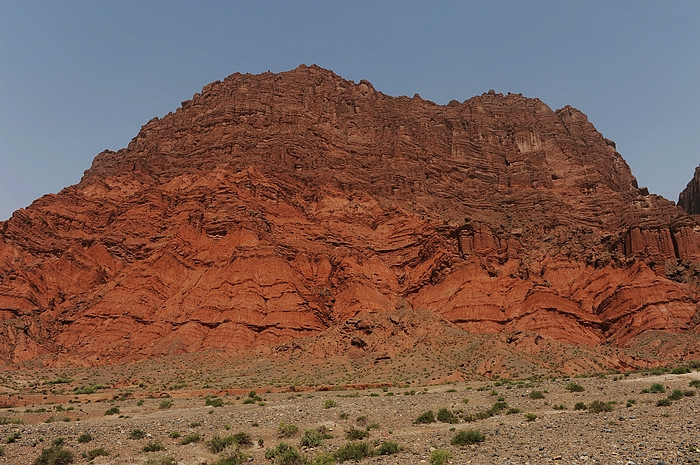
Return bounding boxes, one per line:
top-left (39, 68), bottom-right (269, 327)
top-left (324, 399), bottom-right (337, 409)
top-left (278, 422), bottom-right (299, 438)
top-left (105, 407), bottom-right (120, 415)
top-left (689, 380), bottom-right (700, 388)
top-left (73, 384), bottom-right (104, 395)
top-left (179, 433), bottom-right (201, 445)
top-left (588, 401), bottom-right (614, 413)
top-left (574, 402), bottom-right (587, 410)
top-left (565, 382), bottom-right (585, 392)
top-left (129, 429), bottom-right (146, 440)
top-left (141, 457), bottom-right (177, 465)
top-left (683, 389), bottom-right (696, 396)
top-left (44, 376), bottom-right (73, 385)
top-left (0, 416), bottom-right (24, 424)
top-left (649, 383), bottom-right (666, 393)
top-left (671, 366), bottom-right (690, 374)
top-left (159, 400), bottom-right (172, 409)
top-left (300, 428), bottom-right (332, 448)
top-left (82, 447), bottom-right (109, 460)
top-left (429, 449), bottom-right (452, 465)
top-left (656, 398), bottom-right (672, 407)
top-left (32, 444), bottom-right (75, 465)
top-left (528, 390), bottom-right (545, 399)
top-left (345, 428), bottom-right (369, 440)
top-left (333, 442), bottom-right (372, 462)
top-left (142, 442), bottom-right (165, 452)
top-left (436, 408), bottom-right (458, 424)
top-left (230, 432), bottom-right (252, 445)
top-left (300, 430), bottom-right (323, 448)
top-left (488, 401), bottom-right (508, 414)
top-left (506, 407), bottom-right (521, 414)
top-left (375, 441), bottom-right (401, 455)
top-left (207, 432), bottom-right (251, 453)
top-left (451, 429), bottom-right (485, 446)
top-left (0, 446), bottom-right (5, 457)
top-left (168, 431), bottom-right (181, 439)
top-left (668, 389), bottom-right (684, 401)
top-left (212, 450), bottom-right (250, 465)
top-left (552, 404), bottom-right (567, 410)
top-left (414, 410), bottom-right (435, 424)
top-left (205, 396), bottom-right (224, 408)
top-left (524, 413), bottom-right (537, 422)
top-left (5, 431), bottom-right (21, 443)
top-left (265, 443), bottom-right (306, 465)
top-left (309, 452), bottom-right (335, 465)
top-left (77, 433), bottom-right (93, 444)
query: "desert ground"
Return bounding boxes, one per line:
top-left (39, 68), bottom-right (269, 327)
top-left (0, 356), bottom-right (699, 465)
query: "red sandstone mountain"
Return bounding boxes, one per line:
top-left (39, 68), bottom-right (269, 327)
top-left (1, 65), bottom-right (699, 372)
top-left (679, 165), bottom-right (700, 216)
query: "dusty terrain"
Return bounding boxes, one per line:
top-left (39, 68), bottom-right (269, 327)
top-left (1, 359), bottom-right (699, 465)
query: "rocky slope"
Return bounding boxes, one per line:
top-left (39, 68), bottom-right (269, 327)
top-left (679, 164), bottom-right (700, 216)
top-left (0, 65), bottom-right (699, 371)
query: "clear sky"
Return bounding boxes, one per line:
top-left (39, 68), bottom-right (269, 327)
top-left (1, 1), bottom-right (698, 220)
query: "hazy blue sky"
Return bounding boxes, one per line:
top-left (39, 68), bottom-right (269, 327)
top-left (1, 1), bottom-right (698, 220)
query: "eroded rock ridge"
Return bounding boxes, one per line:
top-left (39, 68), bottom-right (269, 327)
top-left (1, 65), bottom-right (699, 372)
top-left (679, 164), bottom-right (700, 216)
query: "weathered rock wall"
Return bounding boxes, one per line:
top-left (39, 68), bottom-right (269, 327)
top-left (679, 165), bottom-right (700, 216)
top-left (0, 65), bottom-right (698, 367)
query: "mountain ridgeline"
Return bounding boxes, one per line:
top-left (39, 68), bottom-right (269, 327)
top-left (0, 65), bottom-right (698, 373)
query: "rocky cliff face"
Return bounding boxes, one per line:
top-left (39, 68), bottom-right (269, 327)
top-left (679, 165), bottom-right (700, 216)
top-left (1, 65), bottom-right (699, 370)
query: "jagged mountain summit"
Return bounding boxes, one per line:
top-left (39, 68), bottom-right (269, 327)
top-left (1, 65), bottom-right (698, 374)
top-left (679, 164), bottom-right (700, 216)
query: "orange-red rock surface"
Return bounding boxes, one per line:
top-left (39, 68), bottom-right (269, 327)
top-left (1, 65), bottom-right (699, 370)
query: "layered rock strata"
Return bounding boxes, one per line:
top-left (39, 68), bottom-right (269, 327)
top-left (0, 65), bottom-right (698, 369)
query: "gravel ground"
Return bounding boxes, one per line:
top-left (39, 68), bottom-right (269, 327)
top-left (0, 371), bottom-right (698, 464)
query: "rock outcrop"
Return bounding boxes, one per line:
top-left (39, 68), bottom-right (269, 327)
top-left (1, 65), bottom-right (699, 370)
top-left (679, 165), bottom-right (700, 216)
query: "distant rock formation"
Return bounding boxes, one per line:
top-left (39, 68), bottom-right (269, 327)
top-left (0, 65), bottom-right (698, 370)
top-left (679, 165), bottom-right (700, 215)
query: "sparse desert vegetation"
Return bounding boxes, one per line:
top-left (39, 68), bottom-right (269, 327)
top-left (0, 362), bottom-right (697, 464)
